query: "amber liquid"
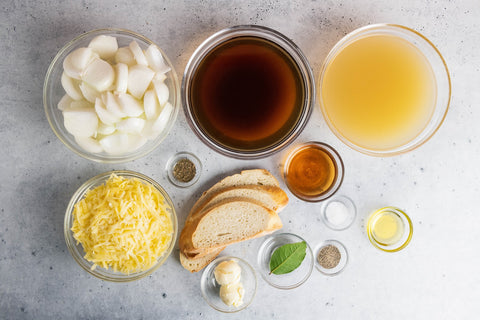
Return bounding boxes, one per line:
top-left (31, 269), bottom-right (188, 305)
top-left (190, 37), bottom-right (304, 151)
top-left (286, 145), bottom-right (337, 198)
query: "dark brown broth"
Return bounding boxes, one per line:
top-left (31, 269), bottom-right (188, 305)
top-left (190, 37), bottom-right (304, 151)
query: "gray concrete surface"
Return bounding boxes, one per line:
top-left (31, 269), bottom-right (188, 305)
top-left (1, 0), bottom-right (479, 319)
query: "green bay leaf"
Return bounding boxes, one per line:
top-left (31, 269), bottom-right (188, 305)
top-left (269, 241), bottom-right (307, 275)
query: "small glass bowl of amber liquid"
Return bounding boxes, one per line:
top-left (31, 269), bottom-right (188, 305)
top-left (367, 207), bottom-right (413, 252)
top-left (283, 142), bottom-right (344, 202)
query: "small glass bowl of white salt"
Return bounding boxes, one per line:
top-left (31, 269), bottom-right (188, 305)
top-left (321, 195), bottom-right (356, 230)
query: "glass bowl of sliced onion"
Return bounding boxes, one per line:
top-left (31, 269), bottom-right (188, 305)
top-left (44, 28), bottom-right (180, 163)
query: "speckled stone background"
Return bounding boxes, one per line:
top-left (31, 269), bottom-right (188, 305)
top-left (1, 0), bottom-right (479, 319)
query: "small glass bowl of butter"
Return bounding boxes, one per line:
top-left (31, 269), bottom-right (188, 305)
top-left (200, 256), bottom-right (257, 313)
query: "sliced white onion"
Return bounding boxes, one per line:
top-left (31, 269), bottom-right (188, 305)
top-left (127, 65), bottom-right (155, 99)
top-left (57, 94), bottom-right (73, 111)
top-left (63, 108), bottom-right (98, 137)
top-left (151, 101), bottom-right (173, 133)
top-left (79, 82), bottom-right (101, 103)
top-left (60, 36), bottom-right (173, 156)
top-left (116, 92), bottom-right (143, 117)
top-left (114, 63), bottom-right (128, 93)
top-left (116, 118), bottom-right (145, 134)
top-left (103, 92), bottom-right (126, 118)
top-left (153, 72), bottom-right (167, 82)
top-left (152, 79), bottom-right (169, 106)
top-left (69, 99), bottom-right (93, 109)
top-left (145, 44), bottom-right (171, 74)
top-left (97, 122), bottom-right (116, 135)
top-left (129, 41), bottom-right (148, 66)
top-left (115, 47), bottom-right (135, 66)
top-left (99, 132), bottom-right (129, 155)
top-left (95, 98), bottom-right (119, 125)
top-left (143, 89), bottom-right (159, 119)
top-left (75, 136), bottom-right (103, 153)
top-left (61, 72), bottom-right (83, 100)
top-left (82, 58), bottom-right (115, 92)
top-left (88, 35), bottom-right (118, 59)
top-left (63, 47), bottom-right (95, 80)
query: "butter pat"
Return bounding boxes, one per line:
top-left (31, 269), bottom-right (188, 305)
top-left (219, 282), bottom-right (245, 307)
top-left (214, 260), bottom-right (242, 285)
top-left (214, 259), bottom-right (245, 307)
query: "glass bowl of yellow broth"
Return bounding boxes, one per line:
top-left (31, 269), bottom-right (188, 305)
top-left (319, 24), bottom-right (450, 156)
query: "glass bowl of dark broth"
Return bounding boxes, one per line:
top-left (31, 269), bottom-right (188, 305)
top-left (182, 25), bottom-right (314, 159)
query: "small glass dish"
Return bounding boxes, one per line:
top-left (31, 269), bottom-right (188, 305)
top-left (321, 195), bottom-right (356, 230)
top-left (200, 256), bottom-right (257, 313)
top-left (64, 170), bottom-right (178, 282)
top-left (318, 24), bottom-right (450, 156)
top-left (44, 28), bottom-right (180, 163)
top-left (257, 233), bottom-right (313, 290)
top-left (314, 240), bottom-right (348, 276)
top-left (166, 151), bottom-right (202, 188)
top-left (367, 206), bottom-right (413, 252)
top-left (283, 142), bottom-right (344, 202)
top-left (182, 25), bottom-right (314, 159)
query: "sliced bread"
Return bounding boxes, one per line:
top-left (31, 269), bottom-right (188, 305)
top-left (198, 185), bottom-right (288, 215)
top-left (179, 247), bottom-right (225, 273)
top-left (186, 169), bottom-right (280, 223)
top-left (180, 199), bottom-right (283, 253)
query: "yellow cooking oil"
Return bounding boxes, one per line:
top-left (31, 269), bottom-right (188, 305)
top-left (370, 210), bottom-right (405, 246)
top-left (321, 34), bottom-right (437, 151)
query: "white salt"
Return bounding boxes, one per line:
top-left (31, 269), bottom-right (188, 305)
top-left (325, 201), bottom-right (349, 226)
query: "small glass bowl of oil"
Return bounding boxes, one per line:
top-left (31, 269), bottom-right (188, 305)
top-left (367, 207), bottom-right (413, 252)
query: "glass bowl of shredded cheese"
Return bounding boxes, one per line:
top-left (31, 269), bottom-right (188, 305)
top-left (64, 170), bottom-right (177, 282)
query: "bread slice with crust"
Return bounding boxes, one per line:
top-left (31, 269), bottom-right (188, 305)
top-left (179, 169), bottom-right (286, 272)
top-left (180, 186), bottom-right (287, 260)
top-left (179, 247), bottom-right (225, 273)
top-left (185, 169), bottom-right (280, 223)
top-left (198, 185), bottom-right (288, 216)
top-left (180, 199), bottom-right (283, 254)
top-left (180, 185), bottom-right (288, 259)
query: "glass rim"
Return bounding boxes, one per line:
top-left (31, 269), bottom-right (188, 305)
top-left (182, 25), bottom-right (315, 159)
top-left (318, 23), bottom-right (451, 157)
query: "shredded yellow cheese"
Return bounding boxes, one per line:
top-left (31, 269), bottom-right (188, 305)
top-left (71, 174), bottom-right (173, 274)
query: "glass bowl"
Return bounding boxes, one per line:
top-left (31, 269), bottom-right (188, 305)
top-left (64, 170), bottom-right (178, 282)
top-left (367, 206), bottom-right (413, 252)
top-left (201, 256), bottom-right (257, 313)
top-left (257, 233), bottom-right (313, 289)
top-left (283, 142), bottom-right (344, 202)
top-left (166, 151), bottom-right (202, 188)
top-left (319, 24), bottom-right (451, 156)
top-left (314, 240), bottom-right (348, 276)
top-left (44, 28), bottom-right (180, 163)
top-left (182, 25), bottom-right (314, 159)
top-left (320, 195), bottom-right (356, 230)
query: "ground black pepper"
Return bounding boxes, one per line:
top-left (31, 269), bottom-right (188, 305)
top-left (317, 244), bottom-right (341, 269)
top-left (172, 158), bottom-right (196, 183)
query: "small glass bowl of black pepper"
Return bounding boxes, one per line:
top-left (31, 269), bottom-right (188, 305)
top-left (314, 240), bottom-right (348, 276)
top-left (166, 152), bottom-right (202, 188)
